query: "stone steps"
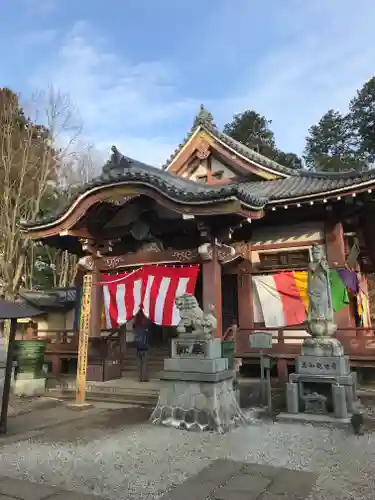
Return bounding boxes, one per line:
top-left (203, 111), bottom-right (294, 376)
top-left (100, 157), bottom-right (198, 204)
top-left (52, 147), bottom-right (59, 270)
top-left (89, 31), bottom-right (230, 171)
top-left (46, 383), bottom-right (159, 407)
top-left (121, 347), bottom-right (167, 378)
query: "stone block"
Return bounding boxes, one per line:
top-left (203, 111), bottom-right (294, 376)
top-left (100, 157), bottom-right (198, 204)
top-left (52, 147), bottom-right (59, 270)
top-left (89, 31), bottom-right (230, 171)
top-left (218, 474), bottom-right (271, 496)
top-left (301, 337), bottom-right (344, 357)
top-left (289, 372), bottom-right (356, 387)
top-left (194, 459), bottom-right (244, 484)
top-left (296, 355), bottom-right (349, 376)
top-left (164, 357), bottom-right (228, 373)
top-left (267, 469), bottom-right (318, 496)
top-left (0, 476), bottom-right (59, 500)
top-left (161, 480), bottom-right (217, 500)
top-left (286, 382), bottom-right (299, 414)
top-left (332, 384), bottom-right (349, 418)
top-left (241, 463), bottom-right (283, 480)
top-left (171, 338), bottom-right (221, 359)
top-left (214, 490), bottom-right (256, 500)
top-left (159, 369), bottom-right (234, 383)
top-left (12, 377), bottom-right (46, 397)
top-left (151, 377), bottom-right (249, 432)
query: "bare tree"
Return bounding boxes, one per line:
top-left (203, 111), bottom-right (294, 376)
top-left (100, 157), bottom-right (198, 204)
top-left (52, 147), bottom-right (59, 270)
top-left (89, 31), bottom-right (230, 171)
top-left (0, 87), bottom-right (81, 298)
top-left (39, 142), bottom-right (100, 289)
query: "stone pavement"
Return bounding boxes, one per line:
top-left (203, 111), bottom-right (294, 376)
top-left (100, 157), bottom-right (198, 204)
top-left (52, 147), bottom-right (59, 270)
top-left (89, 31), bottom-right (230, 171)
top-left (160, 459), bottom-right (318, 500)
top-left (0, 460), bottom-right (318, 500)
top-left (0, 475), bottom-right (108, 499)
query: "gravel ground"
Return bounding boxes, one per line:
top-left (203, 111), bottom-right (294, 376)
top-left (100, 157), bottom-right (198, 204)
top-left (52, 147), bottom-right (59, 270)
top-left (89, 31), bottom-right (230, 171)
top-left (0, 413), bottom-right (374, 500)
top-left (7, 396), bottom-right (61, 417)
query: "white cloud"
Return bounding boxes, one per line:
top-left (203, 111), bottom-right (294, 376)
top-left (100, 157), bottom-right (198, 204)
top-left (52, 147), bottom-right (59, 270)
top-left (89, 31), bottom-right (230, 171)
top-left (29, 21), bottom-right (199, 166)
top-left (24, 1), bottom-right (375, 165)
top-left (214, 0), bottom-right (375, 155)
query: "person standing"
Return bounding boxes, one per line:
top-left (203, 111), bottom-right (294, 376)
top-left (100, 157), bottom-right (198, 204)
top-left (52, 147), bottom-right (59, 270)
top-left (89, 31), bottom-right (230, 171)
top-left (134, 312), bottom-right (150, 382)
top-left (25, 320), bottom-right (36, 340)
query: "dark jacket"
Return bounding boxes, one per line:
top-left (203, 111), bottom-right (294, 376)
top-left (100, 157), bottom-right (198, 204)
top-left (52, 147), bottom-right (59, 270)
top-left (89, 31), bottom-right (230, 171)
top-left (134, 325), bottom-right (149, 351)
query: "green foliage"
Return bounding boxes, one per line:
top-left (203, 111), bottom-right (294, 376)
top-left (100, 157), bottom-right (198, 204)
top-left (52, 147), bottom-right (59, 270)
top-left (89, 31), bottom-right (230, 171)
top-left (225, 76), bottom-right (375, 173)
top-left (349, 77), bottom-right (375, 163)
top-left (304, 110), bottom-right (366, 172)
top-left (223, 110), bottom-right (302, 169)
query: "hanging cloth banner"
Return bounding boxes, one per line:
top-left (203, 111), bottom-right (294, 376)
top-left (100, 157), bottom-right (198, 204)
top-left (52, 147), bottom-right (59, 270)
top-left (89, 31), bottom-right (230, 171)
top-left (141, 265), bottom-right (199, 326)
top-left (253, 270), bottom-right (350, 328)
top-left (102, 268), bottom-right (144, 328)
top-left (337, 269), bottom-right (359, 294)
top-left (102, 265), bottom-right (199, 328)
top-left (252, 272), bottom-right (308, 328)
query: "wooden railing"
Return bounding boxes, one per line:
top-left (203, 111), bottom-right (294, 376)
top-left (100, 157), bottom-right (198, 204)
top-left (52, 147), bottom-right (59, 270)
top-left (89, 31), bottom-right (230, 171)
top-left (36, 328), bottom-right (120, 353)
top-left (38, 329), bottom-right (79, 352)
top-left (238, 327), bottom-right (375, 359)
top-left (36, 329), bottom-right (123, 378)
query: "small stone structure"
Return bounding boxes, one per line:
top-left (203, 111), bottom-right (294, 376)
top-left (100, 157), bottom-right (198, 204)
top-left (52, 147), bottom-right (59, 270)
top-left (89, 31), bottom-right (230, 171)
top-left (286, 244), bottom-right (357, 419)
top-left (151, 294), bottom-right (249, 432)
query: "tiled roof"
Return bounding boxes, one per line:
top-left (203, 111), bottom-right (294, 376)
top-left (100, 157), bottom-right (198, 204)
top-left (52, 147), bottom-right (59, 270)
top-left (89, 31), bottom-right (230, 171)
top-left (162, 105), bottom-right (299, 176)
top-left (21, 153), bottom-right (269, 229)
top-left (241, 169), bottom-right (375, 202)
top-left (19, 288), bottom-right (77, 309)
top-left (20, 144), bottom-right (375, 230)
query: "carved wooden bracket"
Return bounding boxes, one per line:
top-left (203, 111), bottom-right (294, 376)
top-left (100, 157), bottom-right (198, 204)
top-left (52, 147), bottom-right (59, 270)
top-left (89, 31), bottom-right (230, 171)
top-left (77, 242), bottom-right (247, 271)
top-left (196, 149), bottom-right (211, 160)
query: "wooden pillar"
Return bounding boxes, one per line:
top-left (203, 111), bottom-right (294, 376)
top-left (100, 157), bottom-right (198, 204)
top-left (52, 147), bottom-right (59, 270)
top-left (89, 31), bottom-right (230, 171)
top-left (237, 266), bottom-right (254, 330)
top-left (236, 272), bottom-right (253, 354)
top-left (75, 273), bottom-right (93, 405)
top-left (325, 220), bottom-right (346, 267)
top-left (90, 266), bottom-right (102, 337)
top-left (325, 219), bottom-right (353, 328)
top-left (202, 245), bottom-right (222, 338)
top-left (236, 248), bottom-right (253, 355)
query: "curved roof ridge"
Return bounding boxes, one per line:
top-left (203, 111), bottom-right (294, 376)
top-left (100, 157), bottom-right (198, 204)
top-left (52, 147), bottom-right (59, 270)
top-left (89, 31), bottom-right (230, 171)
top-left (21, 152), bottom-right (269, 229)
top-left (204, 123), bottom-right (301, 177)
top-left (298, 168), bottom-right (375, 179)
top-left (162, 105), bottom-right (300, 177)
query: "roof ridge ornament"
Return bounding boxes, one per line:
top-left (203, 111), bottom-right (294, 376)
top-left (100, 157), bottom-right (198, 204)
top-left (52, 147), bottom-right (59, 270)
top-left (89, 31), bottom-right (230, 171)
top-left (162, 105), bottom-right (217, 169)
top-left (101, 145), bottom-right (132, 180)
top-left (193, 104), bottom-right (216, 128)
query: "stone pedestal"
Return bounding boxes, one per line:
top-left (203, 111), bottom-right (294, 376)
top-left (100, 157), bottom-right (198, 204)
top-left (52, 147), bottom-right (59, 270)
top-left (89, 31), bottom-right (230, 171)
top-left (286, 336), bottom-right (356, 420)
top-left (12, 374), bottom-right (46, 397)
top-left (151, 338), bottom-right (249, 433)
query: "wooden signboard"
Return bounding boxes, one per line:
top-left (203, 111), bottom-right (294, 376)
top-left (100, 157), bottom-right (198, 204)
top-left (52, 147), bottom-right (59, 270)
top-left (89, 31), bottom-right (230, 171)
top-left (76, 273), bottom-right (93, 405)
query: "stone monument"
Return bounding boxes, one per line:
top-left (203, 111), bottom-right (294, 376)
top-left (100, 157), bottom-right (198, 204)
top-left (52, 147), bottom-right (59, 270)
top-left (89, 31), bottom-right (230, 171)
top-left (150, 294), bottom-right (249, 432)
top-left (286, 244), bottom-right (357, 420)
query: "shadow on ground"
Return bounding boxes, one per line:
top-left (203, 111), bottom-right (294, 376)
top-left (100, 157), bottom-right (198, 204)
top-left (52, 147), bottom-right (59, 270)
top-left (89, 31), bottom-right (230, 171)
top-left (37, 405), bottom-right (152, 444)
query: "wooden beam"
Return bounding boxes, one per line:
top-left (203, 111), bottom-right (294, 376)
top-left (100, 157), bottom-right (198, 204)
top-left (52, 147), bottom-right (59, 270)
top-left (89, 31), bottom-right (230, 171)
top-left (78, 244), bottom-right (242, 271)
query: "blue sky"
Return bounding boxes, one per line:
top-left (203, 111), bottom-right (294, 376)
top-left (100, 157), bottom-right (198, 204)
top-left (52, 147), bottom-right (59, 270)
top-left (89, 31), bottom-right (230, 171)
top-left (1, 0), bottom-right (375, 166)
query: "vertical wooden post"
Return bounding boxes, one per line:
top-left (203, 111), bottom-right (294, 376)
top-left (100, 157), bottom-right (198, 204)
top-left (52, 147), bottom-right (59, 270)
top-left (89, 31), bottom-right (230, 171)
top-left (325, 219), bottom-right (353, 329)
top-left (202, 243), bottom-right (222, 337)
top-left (0, 318), bottom-right (17, 434)
top-left (3, 319), bottom-right (10, 351)
top-left (90, 265), bottom-right (102, 337)
top-left (75, 273), bottom-right (93, 405)
top-left (237, 246), bottom-right (253, 355)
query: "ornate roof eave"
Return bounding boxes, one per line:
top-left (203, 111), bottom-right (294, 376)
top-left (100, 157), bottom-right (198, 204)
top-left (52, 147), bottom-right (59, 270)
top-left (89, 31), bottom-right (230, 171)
top-left (20, 152), bottom-right (268, 237)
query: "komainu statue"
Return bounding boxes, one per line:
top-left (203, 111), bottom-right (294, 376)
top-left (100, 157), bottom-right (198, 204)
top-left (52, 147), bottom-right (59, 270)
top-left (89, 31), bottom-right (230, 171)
top-left (175, 294), bottom-right (217, 340)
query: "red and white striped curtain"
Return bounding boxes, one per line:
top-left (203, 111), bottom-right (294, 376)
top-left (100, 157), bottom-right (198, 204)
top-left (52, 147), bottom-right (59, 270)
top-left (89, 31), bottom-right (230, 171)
top-left (101, 265), bottom-right (199, 328)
